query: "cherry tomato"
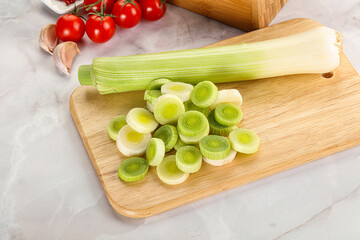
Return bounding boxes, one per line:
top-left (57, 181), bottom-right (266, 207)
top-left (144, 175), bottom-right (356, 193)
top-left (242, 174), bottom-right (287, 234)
top-left (85, 15), bottom-right (116, 43)
top-left (112, 0), bottom-right (142, 28)
top-left (138, 0), bottom-right (166, 21)
top-left (84, 0), bottom-right (115, 14)
top-left (55, 14), bottom-right (85, 42)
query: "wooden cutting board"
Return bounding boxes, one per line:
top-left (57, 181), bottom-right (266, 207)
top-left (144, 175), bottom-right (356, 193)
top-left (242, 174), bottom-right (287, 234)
top-left (167, 0), bottom-right (288, 31)
top-left (70, 18), bottom-right (360, 218)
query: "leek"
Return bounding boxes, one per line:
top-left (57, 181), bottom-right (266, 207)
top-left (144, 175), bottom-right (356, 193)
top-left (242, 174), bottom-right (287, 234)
top-left (78, 27), bottom-right (342, 94)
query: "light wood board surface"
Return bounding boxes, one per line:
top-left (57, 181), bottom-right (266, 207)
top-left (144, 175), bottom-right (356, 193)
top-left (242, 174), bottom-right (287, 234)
top-left (70, 19), bottom-right (360, 218)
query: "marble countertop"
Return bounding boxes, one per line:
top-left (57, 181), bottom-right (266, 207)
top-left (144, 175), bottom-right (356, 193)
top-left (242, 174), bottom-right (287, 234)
top-left (1, 0), bottom-right (360, 239)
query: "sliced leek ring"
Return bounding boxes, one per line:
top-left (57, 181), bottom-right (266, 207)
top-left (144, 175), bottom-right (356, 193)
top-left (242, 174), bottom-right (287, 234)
top-left (107, 115), bottom-right (127, 141)
top-left (146, 138), bottom-right (165, 166)
top-left (147, 78), bottom-right (172, 90)
top-left (144, 90), bottom-right (161, 105)
top-left (157, 155), bottom-right (189, 185)
top-left (146, 101), bottom-right (154, 113)
top-left (229, 128), bottom-right (260, 154)
top-left (161, 82), bottom-right (194, 102)
top-left (210, 89), bottom-right (243, 110)
top-left (214, 103), bottom-right (243, 126)
top-left (184, 100), bottom-right (210, 117)
top-left (179, 127), bottom-right (209, 144)
top-left (126, 108), bottom-right (158, 134)
top-left (176, 146), bottom-right (202, 173)
top-left (154, 94), bottom-right (185, 125)
top-left (153, 125), bottom-right (178, 152)
top-left (191, 81), bottom-right (218, 108)
top-left (118, 157), bottom-right (149, 182)
top-left (199, 135), bottom-right (231, 160)
top-left (177, 111), bottom-right (209, 137)
top-left (208, 110), bottom-right (236, 136)
top-left (116, 125), bottom-right (151, 157)
top-left (203, 150), bottom-right (237, 166)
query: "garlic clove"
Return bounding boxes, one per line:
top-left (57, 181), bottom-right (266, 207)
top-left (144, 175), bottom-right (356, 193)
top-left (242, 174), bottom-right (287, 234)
top-left (53, 42), bottom-right (80, 75)
top-left (39, 24), bottom-right (59, 55)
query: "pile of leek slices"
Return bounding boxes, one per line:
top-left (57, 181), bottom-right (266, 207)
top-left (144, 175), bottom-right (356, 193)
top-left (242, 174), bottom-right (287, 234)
top-left (108, 79), bottom-right (260, 185)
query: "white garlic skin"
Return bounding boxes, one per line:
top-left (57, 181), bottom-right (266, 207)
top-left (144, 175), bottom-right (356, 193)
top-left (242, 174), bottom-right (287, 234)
top-left (39, 24), bottom-right (59, 55)
top-left (53, 42), bottom-right (80, 75)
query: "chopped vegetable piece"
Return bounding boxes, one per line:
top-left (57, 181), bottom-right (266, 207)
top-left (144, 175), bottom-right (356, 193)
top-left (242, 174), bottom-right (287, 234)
top-left (174, 138), bottom-right (190, 150)
top-left (118, 157), bottom-right (149, 182)
top-left (108, 115), bottom-right (127, 141)
top-left (203, 150), bottom-right (237, 166)
top-left (138, 0), bottom-right (167, 21)
top-left (210, 89), bottom-right (243, 110)
top-left (116, 125), bottom-right (151, 156)
top-left (161, 82), bottom-right (193, 102)
top-left (191, 81), bottom-right (218, 108)
top-left (229, 128), bottom-right (260, 154)
top-left (144, 90), bottom-right (161, 105)
top-left (53, 42), bottom-right (80, 75)
top-left (214, 103), bottom-right (242, 126)
top-left (126, 108), bottom-right (158, 134)
top-left (112, 0), bottom-right (141, 28)
top-left (79, 27), bottom-right (342, 94)
top-left (177, 111), bottom-right (209, 144)
top-left (176, 146), bottom-right (202, 173)
top-left (154, 94), bottom-right (185, 125)
top-left (147, 78), bottom-right (172, 90)
top-left (146, 101), bottom-right (154, 113)
top-left (199, 135), bottom-right (231, 160)
top-left (153, 125), bottom-right (178, 152)
top-left (208, 110), bottom-right (236, 136)
top-left (157, 155), bottom-right (189, 185)
top-left (184, 100), bottom-right (210, 117)
top-left (146, 138), bottom-right (165, 166)
top-left (177, 111), bottom-right (209, 136)
top-left (179, 130), bottom-right (209, 144)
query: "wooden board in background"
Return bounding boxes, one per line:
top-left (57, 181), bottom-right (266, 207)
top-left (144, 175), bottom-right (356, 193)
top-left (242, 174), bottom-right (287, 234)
top-left (167, 0), bottom-right (288, 31)
top-left (70, 19), bottom-right (360, 218)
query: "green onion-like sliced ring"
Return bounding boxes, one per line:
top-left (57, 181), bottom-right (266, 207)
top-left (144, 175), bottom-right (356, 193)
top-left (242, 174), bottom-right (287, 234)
top-left (147, 78), bottom-right (172, 90)
top-left (174, 138), bottom-right (191, 150)
top-left (154, 94), bottom-right (185, 125)
top-left (199, 135), bottom-right (231, 160)
top-left (209, 89), bottom-right (243, 110)
top-left (177, 111), bottom-right (209, 137)
top-left (118, 157), bottom-right (149, 182)
top-left (108, 115), bottom-right (127, 141)
top-left (191, 81), bottom-right (218, 108)
top-left (214, 103), bottom-right (243, 126)
top-left (179, 129), bottom-right (209, 144)
top-left (161, 82), bottom-right (194, 102)
top-left (203, 149), bottom-right (237, 166)
top-left (157, 155), bottom-right (189, 185)
top-left (175, 146), bottom-right (202, 173)
top-left (116, 125), bottom-right (151, 157)
top-left (146, 138), bottom-right (166, 166)
top-left (229, 128), bottom-right (260, 154)
top-left (126, 108), bottom-right (158, 134)
top-left (184, 100), bottom-right (210, 117)
top-left (144, 90), bottom-right (161, 105)
top-left (153, 125), bottom-right (178, 152)
top-left (146, 101), bottom-right (154, 113)
top-left (208, 110), bottom-right (236, 136)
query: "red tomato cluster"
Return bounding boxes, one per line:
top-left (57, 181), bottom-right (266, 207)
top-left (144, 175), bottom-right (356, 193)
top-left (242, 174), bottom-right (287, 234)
top-left (55, 0), bottom-right (166, 44)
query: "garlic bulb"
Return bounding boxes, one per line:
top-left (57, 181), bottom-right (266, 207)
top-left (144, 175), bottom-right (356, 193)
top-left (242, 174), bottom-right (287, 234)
top-left (53, 42), bottom-right (80, 75)
top-left (39, 24), bottom-right (59, 54)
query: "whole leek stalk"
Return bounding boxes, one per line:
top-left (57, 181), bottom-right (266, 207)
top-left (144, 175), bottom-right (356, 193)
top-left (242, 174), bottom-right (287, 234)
top-left (78, 27), bottom-right (342, 94)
